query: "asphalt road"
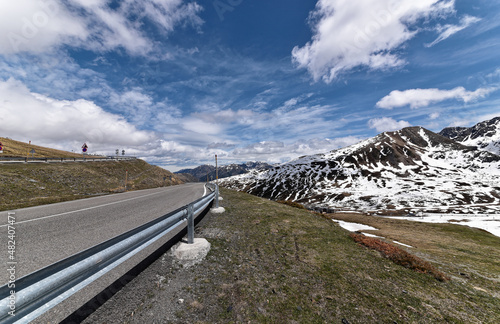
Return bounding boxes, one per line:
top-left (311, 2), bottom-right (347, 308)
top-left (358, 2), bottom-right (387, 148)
top-left (0, 183), bottom-right (206, 284)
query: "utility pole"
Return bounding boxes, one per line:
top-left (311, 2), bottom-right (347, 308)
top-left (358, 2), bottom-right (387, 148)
top-left (215, 154), bottom-right (218, 184)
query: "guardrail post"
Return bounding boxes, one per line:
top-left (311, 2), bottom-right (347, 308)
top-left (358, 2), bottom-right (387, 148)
top-left (187, 203), bottom-right (194, 244)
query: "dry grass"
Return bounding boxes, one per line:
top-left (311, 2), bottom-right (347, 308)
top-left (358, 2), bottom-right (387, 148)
top-left (0, 159), bottom-right (186, 211)
top-left (276, 200), bottom-right (306, 209)
top-left (350, 233), bottom-right (450, 282)
top-left (0, 138), bottom-right (195, 211)
top-left (0, 137), bottom-right (97, 158)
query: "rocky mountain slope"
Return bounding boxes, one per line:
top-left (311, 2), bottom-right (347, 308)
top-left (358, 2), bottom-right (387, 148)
top-left (221, 127), bottom-right (500, 213)
top-left (176, 162), bottom-right (273, 182)
top-left (440, 116), bottom-right (500, 155)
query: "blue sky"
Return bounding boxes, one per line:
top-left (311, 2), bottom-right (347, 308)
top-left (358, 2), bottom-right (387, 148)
top-left (1, 0), bottom-right (500, 171)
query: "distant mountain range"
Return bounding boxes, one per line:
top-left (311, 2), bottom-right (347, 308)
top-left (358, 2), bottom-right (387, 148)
top-left (175, 162), bottom-right (273, 182)
top-left (439, 116), bottom-right (500, 155)
top-left (221, 117), bottom-right (500, 214)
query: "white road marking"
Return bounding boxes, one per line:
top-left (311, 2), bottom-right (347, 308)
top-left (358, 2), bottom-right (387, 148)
top-left (0, 190), bottom-right (168, 227)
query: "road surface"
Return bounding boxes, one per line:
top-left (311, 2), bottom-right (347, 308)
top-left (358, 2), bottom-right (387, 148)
top-left (0, 183), bottom-right (206, 284)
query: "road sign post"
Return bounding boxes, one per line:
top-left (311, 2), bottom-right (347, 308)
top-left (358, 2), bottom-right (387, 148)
top-left (0, 142), bottom-right (3, 154)
top-left (82, 143), bottom-right (88, 160)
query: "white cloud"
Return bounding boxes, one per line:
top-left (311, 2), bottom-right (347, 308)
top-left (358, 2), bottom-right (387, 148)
top-left (425, 15), bottom-right (481, 47)
top-left (292, 0), bottom-right (455, 82)
top-left (368, 117), bottom-right (411, 132)
top-left (187, 103), bottom-right (344, 143)
top-left (0, 77), bottom-right (367, 169)
top-left (0, 0), bottom-right (88, 54)
top-left (376, 86), bottom-right (496, 109)
top-left (182, 118), bottom-right (222, 135)
top-left (486, 68), bottom-right (500, 79)
top-left (0, 0), bottom-right (203, 55)
top-left (0, 78), bottom-right (154, 150)
top-left (446, 110), bottom-right (500, 128)
top-left (108, 88), bottom-right (182, 129)
top-left (232, 137), bottom-right (363, 163)
top-left (429, 112), bottom-right (440, 120)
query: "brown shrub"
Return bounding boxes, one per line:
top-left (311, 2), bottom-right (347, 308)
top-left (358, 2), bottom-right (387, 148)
top-left (350, 233), bottom-right (450, 282)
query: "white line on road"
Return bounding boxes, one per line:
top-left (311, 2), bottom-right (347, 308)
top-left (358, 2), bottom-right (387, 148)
top-left (0, 190), bottom-right (168, 228)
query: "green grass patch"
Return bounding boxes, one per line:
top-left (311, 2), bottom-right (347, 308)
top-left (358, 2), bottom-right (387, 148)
top-left (177, 188), bottom-right (500, 323)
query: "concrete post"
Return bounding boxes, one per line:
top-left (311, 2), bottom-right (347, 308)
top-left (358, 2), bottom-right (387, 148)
top-left (187, 203), bottom-right (194, 244)
top-left (215, 184), bottom-right (219, 208)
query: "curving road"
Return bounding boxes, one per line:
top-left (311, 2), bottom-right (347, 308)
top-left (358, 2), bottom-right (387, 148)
top-left (0, 183), bottom-right (206, 285)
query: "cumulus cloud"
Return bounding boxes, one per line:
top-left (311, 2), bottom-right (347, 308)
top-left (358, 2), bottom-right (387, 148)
top-left (368, 117), bottom-right (411, 132)
top-left (0, 78), bottom-right (154, 150)
top-left (292, 0), bottom-right (456, 82)
top-left (0, 0), bottom-right (203, 55)
top-left (376, 87), bottom-right (497, 109)
top-left (0, 0), bottom-right (87, 54)
top-left (425, 15), bottom-right (481, 47)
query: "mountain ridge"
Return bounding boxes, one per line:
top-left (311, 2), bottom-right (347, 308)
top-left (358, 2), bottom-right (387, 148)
top-left (439, 116), bottom-right (500, 155)
top-left (176, 161), bottom-right (273, 182)
top-left (221, 125), bottom-right (500, 214)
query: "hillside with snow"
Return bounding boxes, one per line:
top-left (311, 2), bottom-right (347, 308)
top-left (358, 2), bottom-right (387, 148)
top-left (176, 161), bottom-right (273, 182)
top-left (440, 116), bottom-right (500, 155)
top-left (221, 127), bottom-right (500, 214)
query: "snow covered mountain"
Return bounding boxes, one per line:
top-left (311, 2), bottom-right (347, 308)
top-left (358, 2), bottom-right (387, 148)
top-left (439, 116), bottom-right (500, 155)
top-left (176, 161), bottom-right (273, 182)
top-left (221, 127), bottom-right (500, 213)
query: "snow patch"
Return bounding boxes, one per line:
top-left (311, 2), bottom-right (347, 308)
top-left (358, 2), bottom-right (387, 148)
top-left (332, 219), bottom-right (378, 232)
top-left (383, 214), bottom-right (500, 238)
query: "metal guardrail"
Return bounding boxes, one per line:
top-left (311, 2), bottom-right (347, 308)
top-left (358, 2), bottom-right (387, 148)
top-left (0, 184), bottom-right (217, 323)
top-left (0, 156), bottom-right (137, 163)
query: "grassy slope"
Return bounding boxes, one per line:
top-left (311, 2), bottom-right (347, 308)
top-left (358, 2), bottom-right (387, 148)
top-left (0, 137), bottom-right (86, 158)
top-left (0, 137), bottom-right (194, 211)
top-left (168, 188), bottom-right (499, 323)
top-left (0, 159), bottom-right (187, 211)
